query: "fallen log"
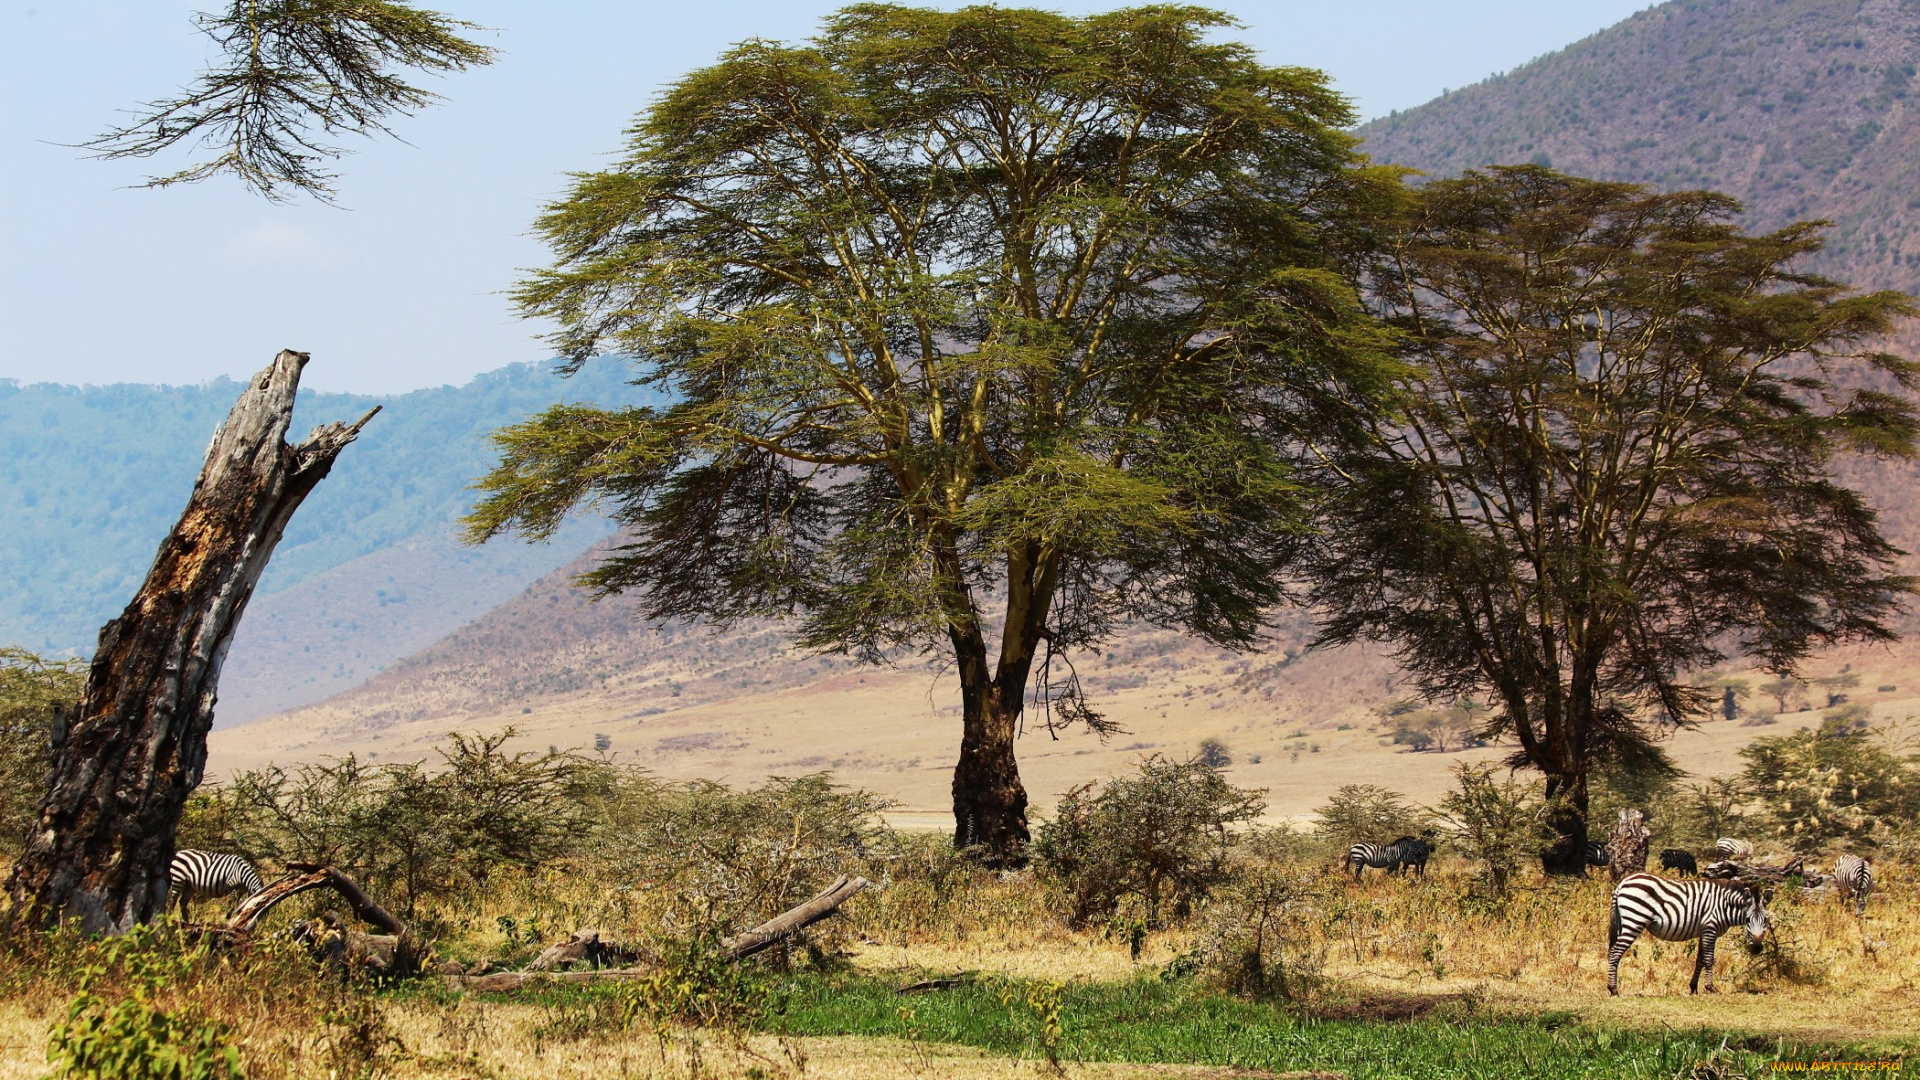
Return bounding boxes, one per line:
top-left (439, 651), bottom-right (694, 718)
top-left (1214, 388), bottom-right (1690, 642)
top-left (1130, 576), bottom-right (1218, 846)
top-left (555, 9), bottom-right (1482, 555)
top-left (1700, 858), bottom-right (1829, 888)
top-left (227, 863), bottom-right (409, 936)
top-left (720, 874), bottom-right (869, 960)
top-left (526, 928), bottom-right (643, 972)
top-left (3, 351), bottom-right (376, 934)
top-left (445, 875), bottom-right (872, 992)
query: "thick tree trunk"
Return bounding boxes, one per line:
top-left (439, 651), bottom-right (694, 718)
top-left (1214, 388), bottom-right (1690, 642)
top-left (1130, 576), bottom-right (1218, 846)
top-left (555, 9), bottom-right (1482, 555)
top-left (1541, 772), bottom-right (1590, 876)
top-left (951, 693), bottom-right (1029, 864)
top-left (4, 351), bottom-right (374, 933)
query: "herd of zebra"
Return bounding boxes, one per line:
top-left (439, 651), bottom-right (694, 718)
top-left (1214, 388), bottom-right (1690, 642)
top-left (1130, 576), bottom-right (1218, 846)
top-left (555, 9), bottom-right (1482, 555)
top-left (176, 839), bottom-right (1878, 998)
top-left (1346, 835), bottom-right (1878, 995)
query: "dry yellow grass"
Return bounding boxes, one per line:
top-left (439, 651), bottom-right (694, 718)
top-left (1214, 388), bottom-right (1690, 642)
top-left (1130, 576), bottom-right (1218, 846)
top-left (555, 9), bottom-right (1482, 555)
top-left (209, 648), bottom-right (1920, 824)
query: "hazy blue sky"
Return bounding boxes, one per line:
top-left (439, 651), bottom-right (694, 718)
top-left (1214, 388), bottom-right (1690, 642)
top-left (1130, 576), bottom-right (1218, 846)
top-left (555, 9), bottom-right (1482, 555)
top-left (1, 1), bottom-right (1654, 393)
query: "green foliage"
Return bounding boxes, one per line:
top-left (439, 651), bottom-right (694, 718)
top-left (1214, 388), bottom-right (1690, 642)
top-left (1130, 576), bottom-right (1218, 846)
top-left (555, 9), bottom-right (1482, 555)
top-left (632, 932), bottom-right (779, 1029)
top-left (1033, 756), bottom-right (1265, 928)
top-left (1666, 776), bottom-right (1750, 852)
top-left (772, 973), bottom-right (1900, 1079)
top-left (1740, 716), bottom-right (1918, 845)
top-left (1311, 784), bottom-right (1423, 854)
top-left (42, 924), bottom-right (237, 1080)
top-left (1187, 850), bottom-right (1323, 1000)
top-left (195, 728), bottom-right (616, 919)
top-left (0, 362), bottom-right (635, 654)
top-left (1435, 764), bottom-right (1551, 893)
top-left (86, 1), bottom-right (496, 200)
top-left (0, 647), bottom-right (85, 855)
top-left (47, 995), bottom-right (240, 1080)
top-left (470, 3), bottom-right (1403, 854)
top-left (1311, 165), bottom-right (1918, 862)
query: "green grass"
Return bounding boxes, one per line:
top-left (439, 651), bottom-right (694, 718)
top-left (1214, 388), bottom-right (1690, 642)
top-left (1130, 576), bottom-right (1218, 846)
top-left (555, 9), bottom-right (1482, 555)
top-left (759, 973), bottom-right (1910, 1079)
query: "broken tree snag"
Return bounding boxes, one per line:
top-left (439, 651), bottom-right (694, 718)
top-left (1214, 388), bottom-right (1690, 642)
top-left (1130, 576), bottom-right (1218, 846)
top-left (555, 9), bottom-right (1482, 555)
top-left (720, 874), bottom-right (870, 960)
top-left (3, 351), bottom-right (377, 934)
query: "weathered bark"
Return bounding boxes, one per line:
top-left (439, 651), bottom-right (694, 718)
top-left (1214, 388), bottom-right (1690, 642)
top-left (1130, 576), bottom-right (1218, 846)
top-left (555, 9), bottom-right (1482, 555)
top-left (4, 351), bottom-right (375, 933)
top-left (1606, 808), bottom-right (1651, 884)
top-left (227, 863), bottom-right (408, 936)
top-left (718, 873), bottom-right (869, 959)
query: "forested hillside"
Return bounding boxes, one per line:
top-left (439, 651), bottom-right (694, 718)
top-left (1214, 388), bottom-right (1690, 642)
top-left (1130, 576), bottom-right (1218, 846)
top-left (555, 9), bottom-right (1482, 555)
top-left (0, 360), bottom-right (636, 655)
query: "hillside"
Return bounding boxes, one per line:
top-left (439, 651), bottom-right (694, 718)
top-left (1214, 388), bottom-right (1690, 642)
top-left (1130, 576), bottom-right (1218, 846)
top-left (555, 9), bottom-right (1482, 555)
top-left (0, 361), bottom-right (646, 719)
top-left (1360, 0), bottom-right (1920, 294)
top-left (218, 0), bottom-right (1920, 813)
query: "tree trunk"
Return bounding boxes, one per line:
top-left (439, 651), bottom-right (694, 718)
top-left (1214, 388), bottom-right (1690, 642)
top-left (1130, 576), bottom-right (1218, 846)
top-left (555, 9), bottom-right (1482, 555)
top-left (1541, 773), bottom-right (1590, 876)
top-left (4, 351), bottom-right (374, 933)
top-left (950, 671), bottom-right (1030, 864)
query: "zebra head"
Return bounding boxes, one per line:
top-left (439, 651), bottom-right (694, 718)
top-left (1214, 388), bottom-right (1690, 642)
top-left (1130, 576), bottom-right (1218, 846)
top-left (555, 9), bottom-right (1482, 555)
top-left (1739, 885), bottom-right (1769, 953)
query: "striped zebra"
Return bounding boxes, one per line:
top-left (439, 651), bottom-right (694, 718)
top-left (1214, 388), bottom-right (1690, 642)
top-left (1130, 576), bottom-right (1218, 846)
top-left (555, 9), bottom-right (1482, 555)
top-left (1833, 855), bottom-right (1872, 916)
top-left (1347, 834), bottom-right (1433, 879)
top-left (1714, 838), bottom-right (1754, 860)
top-left (1607, 873), bottom-right (1768, 995)
top-left (1584, 841), bottom-right (1610, 867)
top-left (168, 850), bottom-right (264, 922)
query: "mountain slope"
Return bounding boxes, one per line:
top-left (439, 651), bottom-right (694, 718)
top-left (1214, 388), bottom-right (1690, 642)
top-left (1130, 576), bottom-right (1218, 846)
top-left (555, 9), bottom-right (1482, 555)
top-left (221, 0), bottom-right (1920, 809)
top-left (1361, 0), bottom-right (1920, 293)
top-left (0, 360), bottom-right (633, 655)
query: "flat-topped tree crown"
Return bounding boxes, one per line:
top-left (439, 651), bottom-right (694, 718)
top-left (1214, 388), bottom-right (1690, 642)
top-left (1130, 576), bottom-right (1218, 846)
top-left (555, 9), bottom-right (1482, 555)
top-left (1311, 165), bottom-right (1919, 874)
top-left (468, 3), bottom-right (1402, 861)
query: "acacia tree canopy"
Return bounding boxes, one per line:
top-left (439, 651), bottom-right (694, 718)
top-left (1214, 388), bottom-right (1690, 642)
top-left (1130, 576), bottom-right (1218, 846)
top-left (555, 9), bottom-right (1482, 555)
top-left (1311, 166), bottom-right (1919, 873)
top-left (467, 3), bottom-right (1401, 860)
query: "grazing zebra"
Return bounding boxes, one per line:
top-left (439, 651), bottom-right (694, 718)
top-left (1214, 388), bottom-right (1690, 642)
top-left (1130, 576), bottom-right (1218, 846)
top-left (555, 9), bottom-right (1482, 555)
top-left (1714, 838), bottom-right (1754, 860)
top-left (1833, 855), bottom-right (1872, 916)
top-left (168, 850), bottom-right (264, 922)
top-left (1659, 849), bottom-right (1699, 875)
top-left (1348, 833), bottom-right (1432, 879)
top-left (1348, 841), bottom-right (1399, 879)
top-left (1584, 841), bottom-right (1610, 867)
top-left (1607, 873), bottom-right (1768, 995)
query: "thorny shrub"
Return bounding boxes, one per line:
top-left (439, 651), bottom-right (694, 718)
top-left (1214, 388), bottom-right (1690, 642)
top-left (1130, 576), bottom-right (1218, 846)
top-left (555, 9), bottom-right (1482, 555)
top-left (1033, 755), bottom-right (1264, 928)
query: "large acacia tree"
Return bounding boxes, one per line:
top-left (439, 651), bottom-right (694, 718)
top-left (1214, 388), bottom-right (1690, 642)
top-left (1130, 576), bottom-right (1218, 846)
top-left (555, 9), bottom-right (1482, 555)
top-left (467, 4), bottom-right (1399, 860)
top-left (1311, 167), bottom-right (1918, 873)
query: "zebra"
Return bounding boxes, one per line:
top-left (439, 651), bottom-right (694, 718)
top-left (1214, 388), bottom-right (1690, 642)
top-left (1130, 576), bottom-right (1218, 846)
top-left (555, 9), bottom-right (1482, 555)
top-left (1714, 838), bottom-right (1754, 860)
top-left (1658, 849), bottom-right (1699, 875)
top-left (1348, 833), bottom-right (1434, 879)
top-left (168, 849), bottom-right (264, 922)
top-left (1607, 873), bottom-right (1768, 995)
top-left (1584, 841), bottom-right (1610, 867)
top-left (1833, 855), bottom-right (1872, 916)
top-left (1393, 833), bottom-right (1435, 878)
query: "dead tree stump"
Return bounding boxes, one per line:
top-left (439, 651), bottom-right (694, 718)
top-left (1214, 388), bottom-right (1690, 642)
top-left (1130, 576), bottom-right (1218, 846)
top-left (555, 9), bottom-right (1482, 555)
top-left (4, 352), bottom-right (375, 933)
top-left (1606, 808), bottom-right (1651, 884)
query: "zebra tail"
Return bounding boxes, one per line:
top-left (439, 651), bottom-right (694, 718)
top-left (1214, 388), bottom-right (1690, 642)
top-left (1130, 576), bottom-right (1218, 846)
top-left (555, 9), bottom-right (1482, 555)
top-left (1608, 896), bottom-right (1620, 951)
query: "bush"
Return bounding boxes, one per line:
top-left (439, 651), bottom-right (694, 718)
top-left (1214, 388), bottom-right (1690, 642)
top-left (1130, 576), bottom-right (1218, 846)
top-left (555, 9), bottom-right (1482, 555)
top-left (597, 771), bottom-right (892, 937)
top-left (47, 995), bottom-right (241, 1080)
top-left (0, 647), bottom-right (85, 855)
top-left (192, 728), bottom-right (618, 920)
top-left (1033, 755), bottom-right (1264, 928)
top-left (1435, 763), bottom-right (1550, 893)
top-left (1741, 716), bottom-right (1917, 846)
top-left (1311, 783), bottom-right (1423, 854)
top-left (1186, 836), bottom-right (1324, 1000)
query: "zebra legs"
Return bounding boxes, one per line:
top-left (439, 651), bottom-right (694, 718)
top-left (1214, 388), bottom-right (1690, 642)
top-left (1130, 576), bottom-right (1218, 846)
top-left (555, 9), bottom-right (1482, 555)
top-left (1606, 917), bottom-right (1640, 996)
top-left (1689, 930), bottom-right (1719, 994)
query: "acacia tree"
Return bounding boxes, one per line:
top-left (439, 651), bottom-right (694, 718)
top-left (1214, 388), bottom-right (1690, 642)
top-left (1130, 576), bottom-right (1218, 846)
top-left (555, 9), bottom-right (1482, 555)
top-left (1311, 167), bottom-right (1918, 873)
top-left (467, 4), bottom-right (1399, 861)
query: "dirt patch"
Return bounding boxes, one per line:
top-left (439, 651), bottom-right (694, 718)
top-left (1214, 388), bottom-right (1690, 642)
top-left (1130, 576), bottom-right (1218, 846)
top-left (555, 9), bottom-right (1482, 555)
top-left (1303, 991), bottom-right (1472, 1023)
